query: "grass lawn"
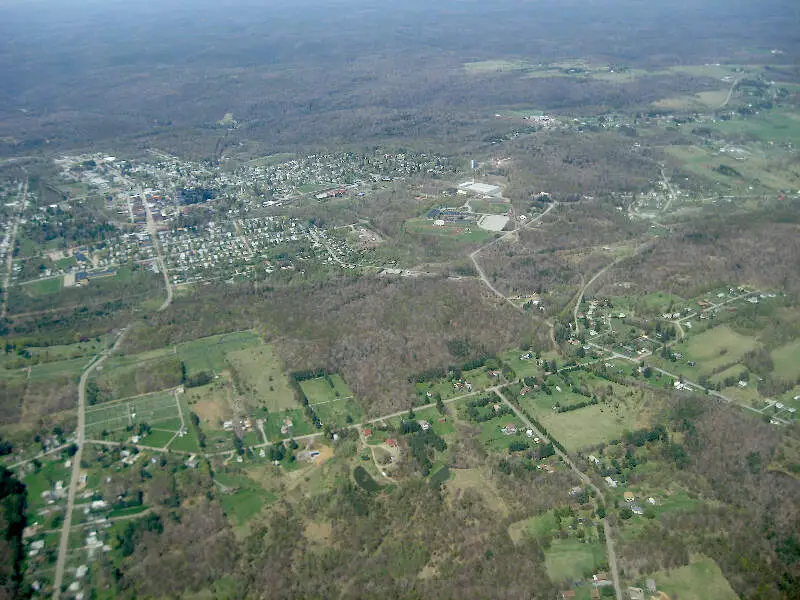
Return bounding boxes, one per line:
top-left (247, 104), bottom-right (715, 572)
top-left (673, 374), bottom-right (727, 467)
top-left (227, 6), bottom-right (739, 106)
top-left (262, 408), bottom-right (317, 440)
top-left (168, 429), bottom-right (201, 453)
top-left (137, 429), bottom-right (175, 448)
top-left (521, 396), bottom-right (644, 451)
top-left (476, 414), bottom-right (527, 453)
top-left (544, 539), bottom-right (606, 583)
top-left (301, 375), bottom-right (352, 402)
top-left (226, 344), bottom-right (296, 411)
top-left (23, 459), bottom-right (72, 517)
top-left (20, 277), bottom-right (62, 296)
top-left (647, 556), bottom-right (738, 600)
top-left (219, 488), bottom-right (267, 525)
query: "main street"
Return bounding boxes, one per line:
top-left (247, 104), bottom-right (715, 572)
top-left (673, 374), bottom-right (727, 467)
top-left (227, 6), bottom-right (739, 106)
top-left (1, 179), bottom-right (27, 321)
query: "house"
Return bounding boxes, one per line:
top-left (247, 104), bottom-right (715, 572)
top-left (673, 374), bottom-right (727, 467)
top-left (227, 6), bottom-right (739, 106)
top-left (386, 438), bottom-right (398, 448)
top-left (526, 429), bottom-right (534, 438)
top-left (418, 420), bottom-right (431, 431)
top-left (362, 428), bottom-right (373, 438)
top-left (623, 491), bottom-right (635, 503)
top-left (646, 579), bottom-right (657, 593)
top-left (501, 424), bottom-right (517, 435)
top-left (604, 476), bottom-right (618, 488)
top-left (631, 503), bottom-right (644, 516)
top-left (588, 455), bottom-right (601, 466)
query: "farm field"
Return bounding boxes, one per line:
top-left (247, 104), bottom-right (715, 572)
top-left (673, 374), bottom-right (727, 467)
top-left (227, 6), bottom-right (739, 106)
top-left (521, 396), bottom-right (645, 451)
top-left (646, 556), bottom-right (738, 600)
top-left (85, 390), bottom-right (180, 437)
top-left (300, 375), bottom-right (360, 427)
top-left (544, 539), bottom-right (607, 584)
top-left (177, 331), bottom-right (262, 377)
top-left (684, 325), bottom-right (758, 375)
top-left (227, 344), bottom-right (296, 412)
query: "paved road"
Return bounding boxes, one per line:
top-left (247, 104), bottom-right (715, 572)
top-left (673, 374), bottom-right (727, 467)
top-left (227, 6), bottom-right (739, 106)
top-left (141, 189), bottom-right (173, 311)
top-left (469, 201), bottom-right (557, 309)
top-left (495, 389), bottom-right (623, 600)
top-left (719, 77), bottom-right (741, 109)
top-left (1, 179), bottom-right (27, 320)
top-left (52, 329), bottom-right (127, 600)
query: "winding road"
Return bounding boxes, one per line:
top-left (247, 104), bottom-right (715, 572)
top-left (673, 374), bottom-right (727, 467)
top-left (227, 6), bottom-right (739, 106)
top-left (469, 201), bottom-right (557, 309)
top-left (496, 389), bottom-right (623, 600)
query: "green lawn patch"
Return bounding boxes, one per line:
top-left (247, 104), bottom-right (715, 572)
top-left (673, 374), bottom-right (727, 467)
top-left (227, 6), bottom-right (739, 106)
top-left (219, 488), bottom-right (266, 526)
top-left (771, 339), bottom-right (800, 381)
top-left (262, 408), bottom-right (316, 440)
top-left (21, 277), bottom-right (62, 296)
top-left (646, 556), bottom-right (738, 600)
top-left (137, 429), bottom-right (175, 448)
top-left (544, 539), bottom-right (607, 584)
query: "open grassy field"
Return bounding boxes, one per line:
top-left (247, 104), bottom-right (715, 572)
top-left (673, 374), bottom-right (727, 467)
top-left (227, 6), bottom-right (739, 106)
top-left (85, 390), bottom-right (180, 436)
top-left (262, 408), bottom-right (317, 440)
top-left (404, 218), bottom-right (493, 243)
top-left (463, 59), bottom-right (536, 74)
top-left (178, 331), bottom-right (262, 377)
top-left (508, 511), bottom-right (558, 545)
top-left (137, 429), bottom-right (175, 449)
top-left (544, 539), bottom-right (606, 583)
top-left (28, 357), bottom-right (86, 382)
top-left (446, 467), bottom-right (509, 517)
top-left (685, 325), bottom-right (758, 375)
top-left (647, 556), bottom-right (738, 600)
top-left (521, 396), bottom-right (644, 451)
top-left (300, 375), bottom-right (360, 427)
top-left (771, 339), bottom-right (800, 380)
top-left (470, 199), bottom-right (510, 215)
top-left (19, 277), bottom-right (62, 296)
top-left (227, 344), bottom-right (296, 412)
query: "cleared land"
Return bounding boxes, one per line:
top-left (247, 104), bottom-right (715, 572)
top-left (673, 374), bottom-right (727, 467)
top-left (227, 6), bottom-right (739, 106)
top-left (685, 325), bottom-right (758, 375)
top-left (521, 396), bottom-right (645, 451)
top-left (227, 344), bottom-right (296, 412)
top-left (85, 391), bottom-right (180, 437)
top-left (544, 539), bottom-right (607, 583)
top-left (647, 556), bottom-right (738, 600)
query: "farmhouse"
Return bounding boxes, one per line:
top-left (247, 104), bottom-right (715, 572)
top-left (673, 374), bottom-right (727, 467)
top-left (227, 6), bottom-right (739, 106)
top-left (501, 423), bottom-right (518, 435)
top-left (623, 491), bottom-right (635, 503)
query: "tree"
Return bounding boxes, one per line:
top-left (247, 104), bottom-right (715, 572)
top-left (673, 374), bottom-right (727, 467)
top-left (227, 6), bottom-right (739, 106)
top-left (620, 507), bottom-right (633, 520)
